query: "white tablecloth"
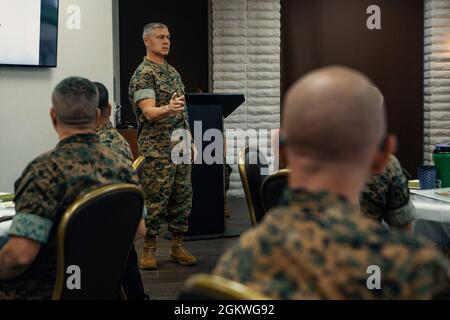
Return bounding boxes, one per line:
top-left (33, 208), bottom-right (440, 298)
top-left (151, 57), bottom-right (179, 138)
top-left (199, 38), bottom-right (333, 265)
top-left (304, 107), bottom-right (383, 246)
top-left (0, 220), bottom-right (12, 245)
top-left (412, 195), bottom-right (450, 245)
top-left (0, 193), bottom-right (15, 247)
top-left (0, 210), bottom-right (14, 248)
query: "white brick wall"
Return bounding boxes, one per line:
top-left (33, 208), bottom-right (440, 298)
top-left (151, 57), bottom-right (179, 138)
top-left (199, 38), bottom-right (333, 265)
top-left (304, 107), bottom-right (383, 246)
top-left (424, 0), bottom-right (450, 162)
top-left (212, 0), bottom-right (281, 197)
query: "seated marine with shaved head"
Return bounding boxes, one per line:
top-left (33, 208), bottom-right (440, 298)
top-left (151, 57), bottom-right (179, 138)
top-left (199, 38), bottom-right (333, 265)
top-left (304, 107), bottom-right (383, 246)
top-left (0, 77), bottom-right (144, 300)
top-left (213, 66), bottom-right (450, 299)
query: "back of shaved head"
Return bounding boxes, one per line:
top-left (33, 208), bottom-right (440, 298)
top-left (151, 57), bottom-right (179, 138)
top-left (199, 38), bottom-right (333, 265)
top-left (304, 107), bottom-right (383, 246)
top-left (283, 66), bottom-right (386, 165)
top-left (52, 77), bottom-right (99, 128)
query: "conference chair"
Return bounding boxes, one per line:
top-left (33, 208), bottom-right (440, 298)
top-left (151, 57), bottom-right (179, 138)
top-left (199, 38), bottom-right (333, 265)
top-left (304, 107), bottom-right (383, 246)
top-left (52, 183), bottom-right (144, 300)
top-left (238, 146), bottom-right (269, 227)
top-left (132, 156), bottom-right (145, 179)
top-left (261, 169), bottom-right (290, 212)
top-left (179, 274), bottom-right (271, 300)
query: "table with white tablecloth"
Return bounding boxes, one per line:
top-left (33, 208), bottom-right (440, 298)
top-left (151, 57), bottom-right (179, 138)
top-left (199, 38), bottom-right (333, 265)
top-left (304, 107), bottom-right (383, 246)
top-left (411, 189), bottom-right (450, 254)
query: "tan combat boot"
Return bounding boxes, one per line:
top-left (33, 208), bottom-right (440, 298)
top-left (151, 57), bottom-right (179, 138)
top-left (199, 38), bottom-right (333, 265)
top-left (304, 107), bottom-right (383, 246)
top-left (169, 233), bottom-right (197, 266)
top-left (139, 238), bottom-right (157, 270)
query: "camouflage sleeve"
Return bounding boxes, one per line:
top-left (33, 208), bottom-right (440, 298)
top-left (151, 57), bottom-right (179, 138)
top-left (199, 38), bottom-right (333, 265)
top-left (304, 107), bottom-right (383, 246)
top-left (360, 156), bottom-right (414, 227)
top-left (9, 160), bottom-right (63, 244)
top-left (130, 69), bottom-right (156, 106)
top-left (131, 170), bottom-right (140, 187)
top-left (383, 199), bottom-right (415, 228)
top-left (124, 143), bottom-right (133, 163)
top-left (116, 143), bottom-right (133, 164)
top-left (213, 243), bottom-right (255, 284)
top-left (383, 156), bottom-right (415, 227)
top-left (360, 173), bottom-right (389, 222)
top-left (407, 248), bottom-right (450, 299)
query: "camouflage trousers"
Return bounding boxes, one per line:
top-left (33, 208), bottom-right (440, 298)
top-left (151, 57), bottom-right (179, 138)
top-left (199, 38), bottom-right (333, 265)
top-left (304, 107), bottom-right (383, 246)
top-left (141, 157), bottom-right (192, 238)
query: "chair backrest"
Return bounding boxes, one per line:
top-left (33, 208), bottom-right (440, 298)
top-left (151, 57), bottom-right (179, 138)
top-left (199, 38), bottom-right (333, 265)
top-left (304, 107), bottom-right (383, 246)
top-left (179, 274), bottom-right (270, 300)
top-left (238, 146), bottom-right (269, 226)
top-left (52, 183), bottom-right (144, 300)
top-left (261, 169), bottom-right (290, 212)
top-left (132, 156), bottom-right (145, 179)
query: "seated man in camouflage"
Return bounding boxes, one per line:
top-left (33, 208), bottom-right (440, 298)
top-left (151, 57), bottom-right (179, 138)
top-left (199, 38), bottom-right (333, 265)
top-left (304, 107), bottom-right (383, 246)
top-left (360, 154), bottom-right (415, 232)
top-left (93, 82), bottom-right (134, 162)
top-left (213, 66), bottom-right (450, 299)
top-left (0, 77), bottom-right (145, 300)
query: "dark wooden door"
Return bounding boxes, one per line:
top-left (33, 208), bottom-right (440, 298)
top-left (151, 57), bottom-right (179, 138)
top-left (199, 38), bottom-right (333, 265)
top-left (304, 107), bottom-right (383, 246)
top-left (282, 0), bottom-right (424, 176)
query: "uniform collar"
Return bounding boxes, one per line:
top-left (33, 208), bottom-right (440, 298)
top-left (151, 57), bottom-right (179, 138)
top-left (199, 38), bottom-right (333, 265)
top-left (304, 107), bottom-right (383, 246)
top-left (143, 56), bottom-right (167, 66)
top-left (284, 188), bottom-right (359, 218)
top-left (95, 122), bottom-right (113, 133)
top-left (56, 133), bottom-right (100, 149)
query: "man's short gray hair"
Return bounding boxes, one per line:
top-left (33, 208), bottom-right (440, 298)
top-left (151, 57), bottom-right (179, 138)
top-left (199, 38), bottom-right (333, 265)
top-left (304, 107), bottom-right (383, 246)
top-left (142, 23), bottom-right (168, 39)
top-left (52, 76), bottom-right (99, 128)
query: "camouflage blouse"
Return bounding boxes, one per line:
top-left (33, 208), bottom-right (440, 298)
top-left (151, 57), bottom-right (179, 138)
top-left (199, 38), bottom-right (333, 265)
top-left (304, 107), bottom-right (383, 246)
top-left (96, 122), bottom-right (133, 163)
top-left (360, 155), bottom-right (415, 227)
top-left (214, 189), bottom-right (450, 299)
top-left (128, 58), bottom-right (189, 158)
top-left (0, 133), bottom-right (138, 300)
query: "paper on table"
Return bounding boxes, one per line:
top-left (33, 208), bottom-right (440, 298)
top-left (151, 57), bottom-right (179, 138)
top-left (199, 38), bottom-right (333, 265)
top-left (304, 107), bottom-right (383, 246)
top-left (0, 201), bottom-right (14, 209)
top-left (408, 180), bottom-right (419, 190)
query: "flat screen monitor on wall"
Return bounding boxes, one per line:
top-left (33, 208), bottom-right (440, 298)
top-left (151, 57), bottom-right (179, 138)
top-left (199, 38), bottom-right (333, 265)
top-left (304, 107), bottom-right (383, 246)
top-left (0, 0), bottom-right (58, 67)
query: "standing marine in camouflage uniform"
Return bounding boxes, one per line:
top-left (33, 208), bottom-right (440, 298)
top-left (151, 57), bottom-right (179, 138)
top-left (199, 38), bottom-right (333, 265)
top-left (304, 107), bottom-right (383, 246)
top-left (360, 155), bottom-right (415, 231)
top-left (213, 67), bottom-right (450, 299)
top-left (0, 77), bottom-right (144, 299)
top-left (128, 23), bottom-right (196, 270)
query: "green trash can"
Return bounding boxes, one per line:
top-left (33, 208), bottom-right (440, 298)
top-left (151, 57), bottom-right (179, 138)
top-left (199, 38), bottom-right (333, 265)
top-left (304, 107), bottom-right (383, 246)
top-left (433, 144), bottom-right (450, 188)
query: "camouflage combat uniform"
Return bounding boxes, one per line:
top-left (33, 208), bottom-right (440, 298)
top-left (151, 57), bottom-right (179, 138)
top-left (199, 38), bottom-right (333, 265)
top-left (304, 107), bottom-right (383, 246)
top-left (0, 134), bottom-right (139, 300)
top-left (360, 155), bottom-right (415, 228)
top-left (214, 189), bottom-right (450, 299)
top-left (96, 122), bottom-right (134, 162)
top-left (128, 58), bottom-right (192, 238)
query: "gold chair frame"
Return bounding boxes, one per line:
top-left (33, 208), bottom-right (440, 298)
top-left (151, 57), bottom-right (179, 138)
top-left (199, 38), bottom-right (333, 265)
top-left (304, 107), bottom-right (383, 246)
top-left (52, 183), bottom-right (144, 300)
top-left (183, 274), bottom-right (271, 300)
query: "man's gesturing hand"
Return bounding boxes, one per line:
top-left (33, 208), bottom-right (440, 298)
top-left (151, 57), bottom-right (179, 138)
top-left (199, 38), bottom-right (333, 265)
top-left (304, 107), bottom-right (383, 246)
top-left (166, 93), bottom-right (185, 113)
